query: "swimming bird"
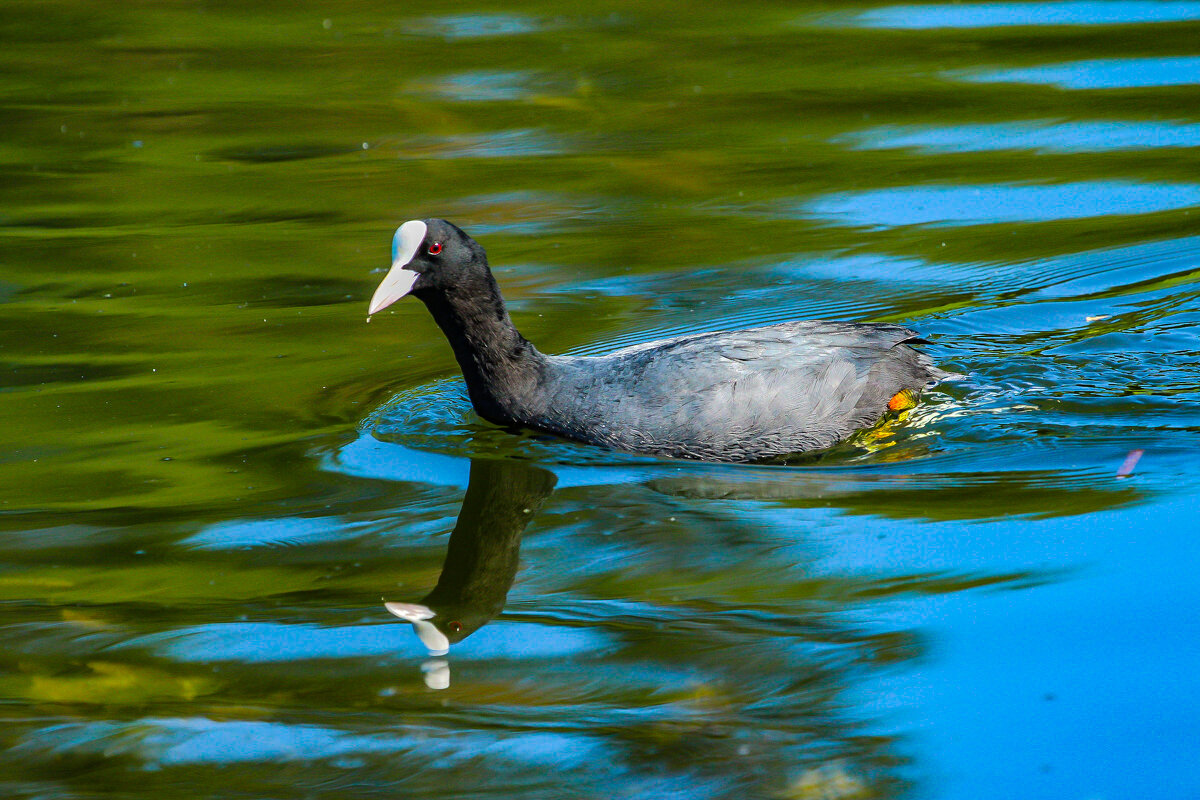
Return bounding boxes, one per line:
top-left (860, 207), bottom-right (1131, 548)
top-left (368, 219), bottom-right (953, 462)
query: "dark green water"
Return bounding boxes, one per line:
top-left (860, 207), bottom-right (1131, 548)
top-left (3, 2), bottom-right (1200, 797)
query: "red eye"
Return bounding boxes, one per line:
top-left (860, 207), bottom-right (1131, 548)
top-left (427, 242), bottom-right (442, 255)
top-left (448, 621), bottom-right (462, 632)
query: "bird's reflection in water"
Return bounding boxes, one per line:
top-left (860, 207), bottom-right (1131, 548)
top-left (386, 458), bottom-right (556, 689)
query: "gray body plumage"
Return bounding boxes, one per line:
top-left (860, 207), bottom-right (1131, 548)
top-left (513, 320), bottom-right (946, 461)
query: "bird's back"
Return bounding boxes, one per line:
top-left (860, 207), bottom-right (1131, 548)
top-left (529, 321), bottom-right (946, 461)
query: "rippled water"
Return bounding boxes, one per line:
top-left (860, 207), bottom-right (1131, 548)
top-left (3, 2), bottom-right (1200, 798)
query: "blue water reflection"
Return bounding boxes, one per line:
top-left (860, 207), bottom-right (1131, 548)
top-left (961, 56), bottom-right (1200, 89)
top-left (845, 1), bottom-right (1200, 28)
top-left (841, 120), bottom-right (1200, 154)
top-left (803, 181), bottom-right (1200, 227)
top-left (184, 516), bottom-right (357, 549)
top-left (118, 620), bottom-right (606, 663)
top-left (404, 13), bottom-right (542, 39)
top-left (854, 490), bottom-right (1200, 799)
top-left (14, 718), bottom-right (611, 769)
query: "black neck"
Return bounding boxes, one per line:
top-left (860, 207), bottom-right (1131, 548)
top-left (417, 276), bottom-right (546, 423)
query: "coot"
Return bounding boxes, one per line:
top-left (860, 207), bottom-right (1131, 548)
top-left (368, 219), bottom-right (953, 462)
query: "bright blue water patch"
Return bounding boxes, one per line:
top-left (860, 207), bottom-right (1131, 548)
top-left (1019, 234), bottom-right (1200, 300)
top-left (135, 720), bottom-right (405, 765)
top-left (960, 56), bottom-right (1200, 89)
top-left (329, 435), bottom-right (472, 488)
top-left (841, 120), bottom-right (1200, 154)
top-left (411, 619), bottom-right (611, 659)
top-left (13, 718), bottom-right (612, 769)
top-left (850, 490), bottom-right (1200, 799)
top-left (845, 1), bottom-right (1200, 28)
top-left (405, 13), bottom-right (542, 39)
top-left (122, 619), bottom-right (609, 662)
top-left (802, 181), bottom-right (1200, 228)
top-left (183, 516), bottom-right (351, 549)
top-left (124, 622), bottom-right (405, 662)
top-left (14, 719), bottom-right (412, 765)
top-left (329, 432), bottom-right (686, 490)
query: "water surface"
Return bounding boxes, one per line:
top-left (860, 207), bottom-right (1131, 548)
top-left (2, 2), bottom-right (1199, 798)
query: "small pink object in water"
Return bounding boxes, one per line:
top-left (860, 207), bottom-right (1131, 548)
top-left (1116, 449), bottom-right (1144, 478)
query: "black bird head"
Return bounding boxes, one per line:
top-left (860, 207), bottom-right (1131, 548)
top-left (368, 218), bottom-right (490, 314)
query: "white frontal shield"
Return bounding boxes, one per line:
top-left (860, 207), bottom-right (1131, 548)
top-left (368, 220), bottom-right (427, 314)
